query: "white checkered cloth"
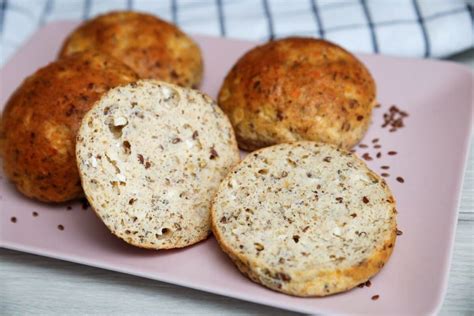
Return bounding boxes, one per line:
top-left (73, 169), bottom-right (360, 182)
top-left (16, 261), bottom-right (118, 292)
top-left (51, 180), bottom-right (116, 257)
top-left (0, 0), bottom-right (472, 66)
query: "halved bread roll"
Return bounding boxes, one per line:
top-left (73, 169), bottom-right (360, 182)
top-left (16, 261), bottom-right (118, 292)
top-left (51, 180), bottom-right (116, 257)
top-left (211, 142), bottom-right (397, 296)
top-left (76, 80), bottom-right (240, 249)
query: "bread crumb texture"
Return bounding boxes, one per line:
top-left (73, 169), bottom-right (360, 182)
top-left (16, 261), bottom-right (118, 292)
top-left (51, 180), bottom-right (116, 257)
top-left (0, 51), bottom-right (138, 202)
top-left (211, 142), bottom-right (397, 296)
top-left (76, 80), bottom-right (240, 249)
top-left (218, 37), bottom-right (376, 151)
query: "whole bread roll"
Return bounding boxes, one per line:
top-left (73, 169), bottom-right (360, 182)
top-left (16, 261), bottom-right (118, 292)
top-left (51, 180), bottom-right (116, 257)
top-left (0, 51), bottom-right (138, 202)
top-left (218, 37), bottom-right (376, 151)
top-left (59, 11), bottom-right (203, 88)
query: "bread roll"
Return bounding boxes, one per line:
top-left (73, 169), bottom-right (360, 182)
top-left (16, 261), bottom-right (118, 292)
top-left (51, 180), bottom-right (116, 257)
top-left (76, 80), bottom-right (240, 249)
top-left (218, 37), bottom-right (376, 151)
top-left (212, 142), bottom-right (397, 296)
top-left (59, 11), bottom-right (203, 88)
top-left (0, 51), bottom-right (138, 202)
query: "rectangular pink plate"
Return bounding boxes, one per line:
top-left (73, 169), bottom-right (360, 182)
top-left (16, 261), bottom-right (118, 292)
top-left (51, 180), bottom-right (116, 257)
top-left (0, 21), bottom-right (472, 315)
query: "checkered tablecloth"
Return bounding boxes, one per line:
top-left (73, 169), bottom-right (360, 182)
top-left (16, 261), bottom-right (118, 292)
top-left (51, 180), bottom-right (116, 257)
top-left (0, 0), bottom-right (472, 66)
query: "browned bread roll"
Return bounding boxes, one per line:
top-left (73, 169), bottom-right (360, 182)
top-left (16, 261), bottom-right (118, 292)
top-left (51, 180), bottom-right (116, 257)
top-left (0, 51), bottom-right (138, 202)
top-left (218, 37), bottom-right (376, 151)
top-left (59, 11), bottom-right (203, 88)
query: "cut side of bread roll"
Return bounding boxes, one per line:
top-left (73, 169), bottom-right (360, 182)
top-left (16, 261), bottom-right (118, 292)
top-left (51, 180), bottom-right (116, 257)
top-left (211, 142), bottom-right (397, 296)
top-left (76, 80), bottom-right (240, 249)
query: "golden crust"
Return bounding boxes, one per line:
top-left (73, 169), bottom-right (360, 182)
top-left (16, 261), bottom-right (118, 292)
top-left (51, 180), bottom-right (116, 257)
top-left (59, 11), bottom-right (203, 88)
top-left (212, 228), bottom-right (396, 296)
top-left (211, 142), bottom-right (397, 296)
top-left (0, 51), bottom-right (138, 202)
top-left (107, 225), bottom-right (211, 250)
top-left (218, 37), bottom-right (376, 151)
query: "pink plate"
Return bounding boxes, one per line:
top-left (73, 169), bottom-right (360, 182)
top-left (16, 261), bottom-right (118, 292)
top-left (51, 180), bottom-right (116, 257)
top-left (0, 21), bottom-right (472, 315)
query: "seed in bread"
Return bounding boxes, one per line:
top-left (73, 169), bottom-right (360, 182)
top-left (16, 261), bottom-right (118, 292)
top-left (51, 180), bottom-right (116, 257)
top-left (211, 142), bottom-right (397, 296)
top-left (0, 51), bottom-right (138, 202)
top-left (76, 80), bottom-right (240, 249)
top-left (59, 11), bottom-right (203, 88)
top-left (218, 37), bottom-right (376, 151)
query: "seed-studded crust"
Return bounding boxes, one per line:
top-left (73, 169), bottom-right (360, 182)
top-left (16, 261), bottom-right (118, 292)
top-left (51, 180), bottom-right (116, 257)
top-left (211, 142), bottom-right (397, 296)
top-left (59, 11), bottom-right (203, 88)
top-left (76, 80), bottom-right (240, 249)
top-left (218, 37), bottom-right (376, 151)
top-left (0, 51), bottom-right (138, 202)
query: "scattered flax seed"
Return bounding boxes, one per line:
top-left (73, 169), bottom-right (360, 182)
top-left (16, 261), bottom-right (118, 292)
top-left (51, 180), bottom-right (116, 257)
top-left (372, 138), bottom-right (379, 143)
top-left (381, 166), bottom-right (390, 170)
top-left (376, 152), bottom-right (382, 159)
top-left (32, 212), bottom-right (38, 217)
top-left (350, 149), bottom-right (356, 153)
top-left (358, 283), bottom-right (365, 288)
top-left (374, 103), bottom-right (381, 108)
top-left (396, 229), bottom-right (403, 236)
top-left (396, 177), bottom-right (405, 183)
top-left (359, 144), bottom-right (368, 148)
top-left (365, 280), bottom-right (372, 287)
top-left (10, 217), bottom-right (17, 223)
top-left (388, 151), bottom-right (397, 156)
top-left (381, 105), bottom-right (408, 132)
top-left (372, 295), bottom-right (380, 300)
top-left (362, 196), bottom-right (369, 204)
top-left (57, 225), bottom-right (64, 231)
top-left (362, 153), bottom-right (373, 161)
top-left (81, 198), bottom-right (90, 210)
top-left (381, 173), bottom-right (389, 177)
top-left (374, 144), bottom-right (381, 149)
